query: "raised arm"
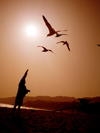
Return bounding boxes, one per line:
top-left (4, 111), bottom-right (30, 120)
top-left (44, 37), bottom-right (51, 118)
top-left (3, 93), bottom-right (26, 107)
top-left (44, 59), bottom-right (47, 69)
top-left (19, 69), bottom-right (29, 85)
top-left (23, 69), bottom-right (29, 79)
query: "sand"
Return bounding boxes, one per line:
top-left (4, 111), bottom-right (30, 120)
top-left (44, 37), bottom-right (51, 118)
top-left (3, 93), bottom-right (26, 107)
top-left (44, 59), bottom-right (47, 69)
top-left (0, 107), bottom-right (100, 133)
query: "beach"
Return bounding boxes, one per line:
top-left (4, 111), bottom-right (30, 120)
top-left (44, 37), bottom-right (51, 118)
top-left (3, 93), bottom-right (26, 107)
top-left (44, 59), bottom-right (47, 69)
top-left (0, 107), bottom-right (100, 133)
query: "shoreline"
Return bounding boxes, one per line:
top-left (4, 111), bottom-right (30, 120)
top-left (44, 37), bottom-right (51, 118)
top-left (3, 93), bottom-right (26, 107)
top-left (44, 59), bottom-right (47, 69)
top-left (0, 103), bottom-right (53, 112)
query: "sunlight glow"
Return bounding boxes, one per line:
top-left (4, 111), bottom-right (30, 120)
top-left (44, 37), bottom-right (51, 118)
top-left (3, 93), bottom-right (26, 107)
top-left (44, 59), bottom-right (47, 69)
top-left (26, 25), bottom-right (38, 36)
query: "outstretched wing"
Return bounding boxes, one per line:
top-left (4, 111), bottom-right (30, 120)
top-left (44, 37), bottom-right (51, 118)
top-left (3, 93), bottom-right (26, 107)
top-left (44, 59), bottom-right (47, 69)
top-left (56, 30), bottom-right (67, 32)
top-left (49, 49), bottom-right (54, 53)
top-left (56, 41), bottom-right (64, 44)
top-left (42, 15), bottom-right (55, 34)
top-left (65, 41), bottom-right (70, 51)
top-left (37, 46), bottom-right (47, 50)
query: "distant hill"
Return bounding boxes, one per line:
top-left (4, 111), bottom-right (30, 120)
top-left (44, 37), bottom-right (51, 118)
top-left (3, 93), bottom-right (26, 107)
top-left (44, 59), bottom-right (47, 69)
top-left (24, 96), bottom-right (78, 103)
top-left (0, 96), bottom-right (100, 106)
top-left (0, 96), bottom-right (78, 105)
top-left (90, 97), bottom-right (100, 103)
top-left (0, 97), bottom-right (15, 105)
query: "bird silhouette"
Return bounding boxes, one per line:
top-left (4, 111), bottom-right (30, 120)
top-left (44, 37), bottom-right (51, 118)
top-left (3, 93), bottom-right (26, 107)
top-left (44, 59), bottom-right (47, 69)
top-left (37, 46), bottom-right (54, 53)
top-left (57, 41), bottom-right (70, 51)
top-left (97, 44), bottom-right (100, 46)
top-left (42, 15), bottom-right (67, 37)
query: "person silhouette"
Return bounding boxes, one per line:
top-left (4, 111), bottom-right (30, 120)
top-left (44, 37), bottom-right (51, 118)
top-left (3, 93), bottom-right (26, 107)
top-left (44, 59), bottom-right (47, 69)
top-left (12, 69), bottom-right (30, 117)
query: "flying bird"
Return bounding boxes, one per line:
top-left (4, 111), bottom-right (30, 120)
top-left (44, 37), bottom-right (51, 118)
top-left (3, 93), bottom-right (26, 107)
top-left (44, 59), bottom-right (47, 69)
top-left (37, 46), bottom-right (54, 53)
top-left (97, 44), bottom-right (100, 46)
top-left (57, 41), bottom-right (70, 51)
top-left (42, 15), bottom-right (67, 37)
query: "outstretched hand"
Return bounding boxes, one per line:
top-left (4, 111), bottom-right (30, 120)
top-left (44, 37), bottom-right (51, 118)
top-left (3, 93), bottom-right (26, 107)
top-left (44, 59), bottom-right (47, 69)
top-left (25, 69), bottom-right (29, 74)
top-left (24, 69), bottom-right (29, 78)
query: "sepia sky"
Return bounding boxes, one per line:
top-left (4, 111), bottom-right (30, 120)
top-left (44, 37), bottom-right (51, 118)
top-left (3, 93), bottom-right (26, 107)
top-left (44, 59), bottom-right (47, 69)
top-left (0, 0), bottom-right (100, 98)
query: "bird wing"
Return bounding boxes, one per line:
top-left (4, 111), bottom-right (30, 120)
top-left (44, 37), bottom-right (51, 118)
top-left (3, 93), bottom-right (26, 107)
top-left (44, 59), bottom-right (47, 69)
top-left (63, 30), bottom-right (67, 31)
top-left (65, 41), bottom-right (70, 51)
top-left (56, 41), bottom-right (64, 44)
top-left (38, 45), bottom-right (47, 50)
top-left (48, 49), bottom-right (54, 54)
top-left (50, 50), bottom-right (54, 53)
top-left (61, 33), bottom-right (68, 35)
top-left (42, 15), bottom-right (55, 34)
top-left (56, 30), bottom-right (67, 32)
top-left (37, 46), bottom-right (42, 48)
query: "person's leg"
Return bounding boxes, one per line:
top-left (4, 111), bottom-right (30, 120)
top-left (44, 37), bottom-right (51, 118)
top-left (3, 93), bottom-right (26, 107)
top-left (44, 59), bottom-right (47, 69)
top-left (12, 104), bottom-right (17, 117)
top-left (18, 105), bottom-right (21, 117)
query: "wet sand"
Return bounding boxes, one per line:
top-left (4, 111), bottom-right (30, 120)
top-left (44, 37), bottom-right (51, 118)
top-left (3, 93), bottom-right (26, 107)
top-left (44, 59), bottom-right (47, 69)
top-left (0, 107), bottom-right (100, 133)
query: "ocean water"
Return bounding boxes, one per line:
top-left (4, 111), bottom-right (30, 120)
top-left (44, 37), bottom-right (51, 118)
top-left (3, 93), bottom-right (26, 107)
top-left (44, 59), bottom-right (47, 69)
top-left (0, 103), bottom-right (52, 111)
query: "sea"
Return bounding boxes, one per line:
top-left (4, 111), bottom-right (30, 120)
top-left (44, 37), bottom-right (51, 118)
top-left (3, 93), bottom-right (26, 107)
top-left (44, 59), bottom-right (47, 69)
top-left (0, 103), bottom-right (52, 111)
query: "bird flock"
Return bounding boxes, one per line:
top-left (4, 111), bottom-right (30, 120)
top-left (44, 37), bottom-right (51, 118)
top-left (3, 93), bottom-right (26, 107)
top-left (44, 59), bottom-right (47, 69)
top-left (37, 15), bottom-right (70, 53)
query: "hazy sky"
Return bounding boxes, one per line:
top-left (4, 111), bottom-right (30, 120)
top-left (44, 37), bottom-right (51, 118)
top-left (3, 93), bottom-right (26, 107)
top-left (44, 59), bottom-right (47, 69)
top-left (0, 0), bottom-right (100, 98)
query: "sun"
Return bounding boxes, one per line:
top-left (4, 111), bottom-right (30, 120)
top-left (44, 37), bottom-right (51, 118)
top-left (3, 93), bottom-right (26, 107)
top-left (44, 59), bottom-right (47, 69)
top-left (26, 25), bottom-right (38, 36)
